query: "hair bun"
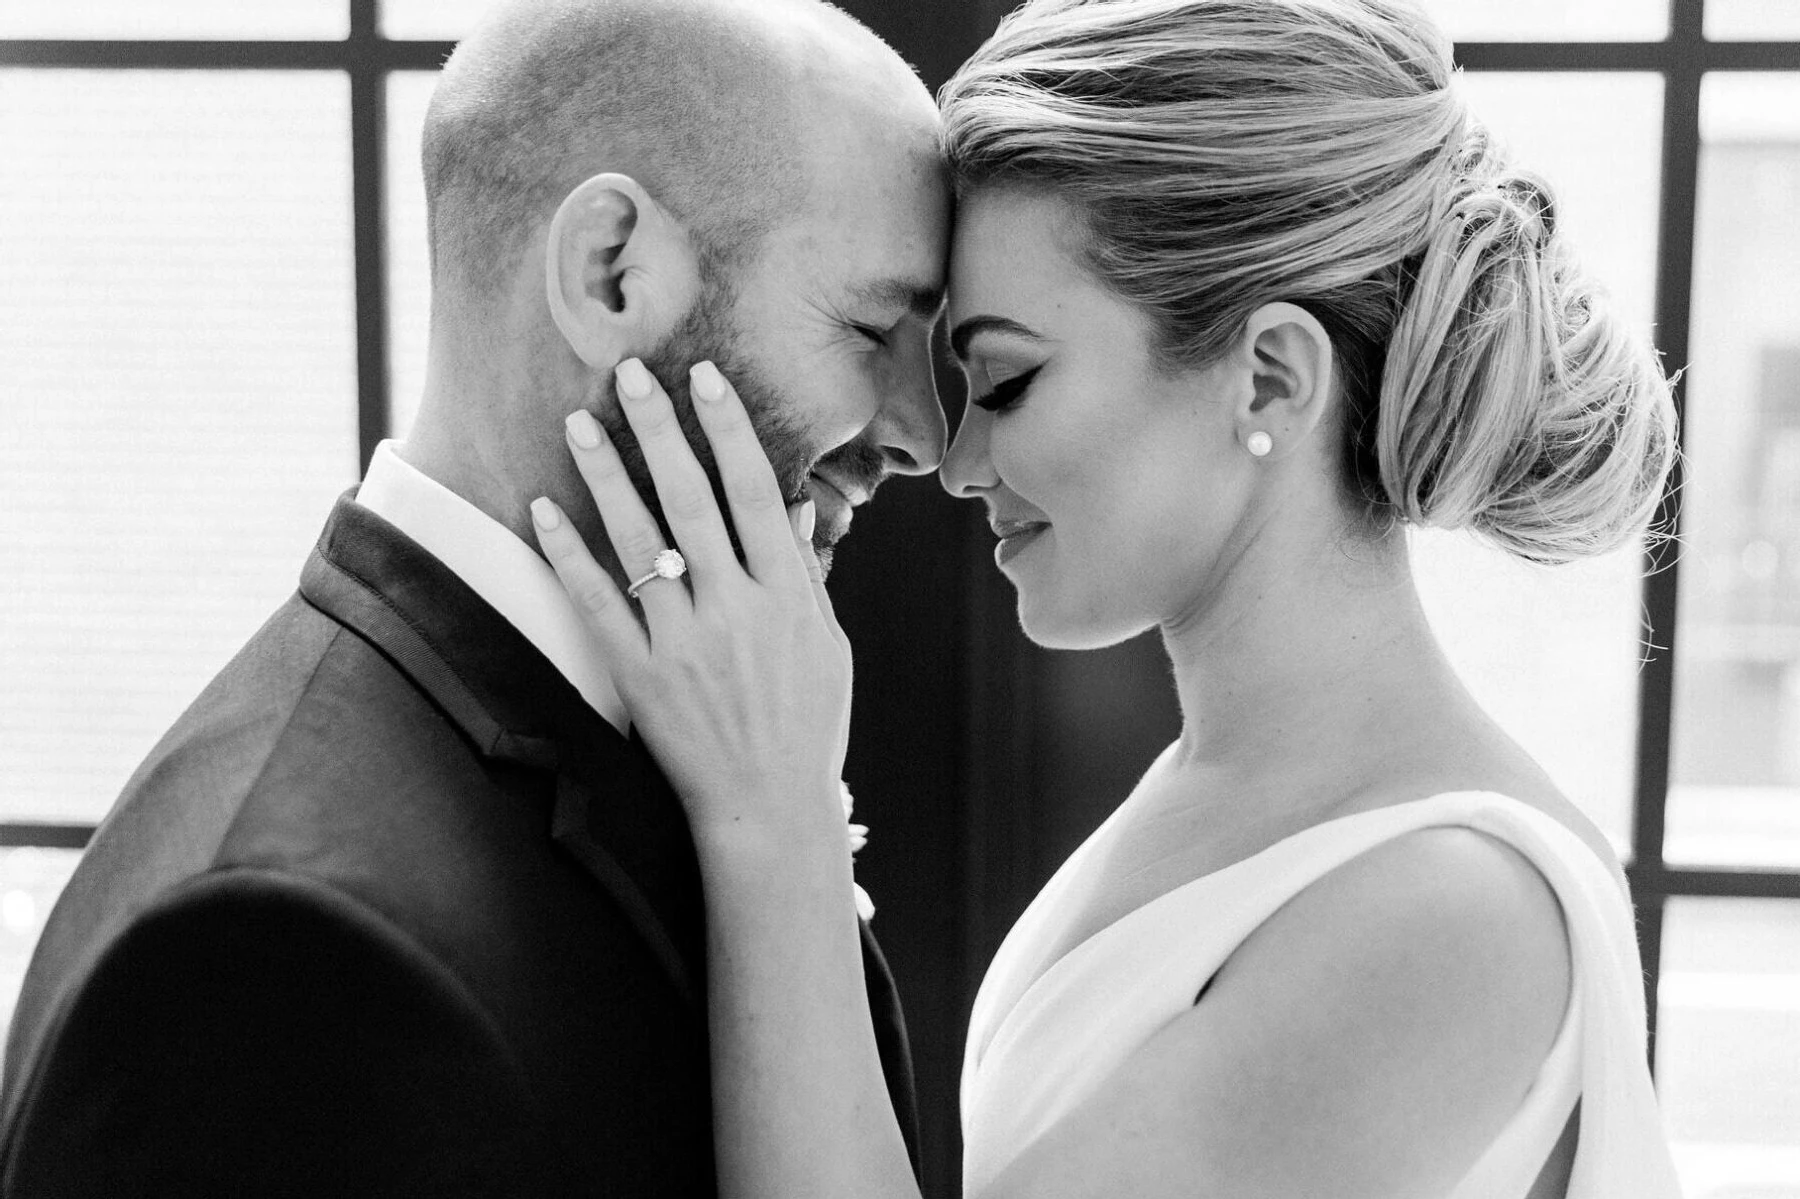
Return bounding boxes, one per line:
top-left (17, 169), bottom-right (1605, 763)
top-left (1375, 126), bottom-right (1676, 563)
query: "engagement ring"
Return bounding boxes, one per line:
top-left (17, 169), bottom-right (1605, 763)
top-left (626, 549), bottom-right (688, 599)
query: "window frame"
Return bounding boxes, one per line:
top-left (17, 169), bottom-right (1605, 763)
top-left (1453, 1), bottom-right (1800, 1064)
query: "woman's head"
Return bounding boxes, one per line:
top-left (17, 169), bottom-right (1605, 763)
top-left (938, 0), bottom-right (1676, 638)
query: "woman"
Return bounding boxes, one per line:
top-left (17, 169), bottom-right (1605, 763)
top-left (530, 0), bottom-right (1684, 1195)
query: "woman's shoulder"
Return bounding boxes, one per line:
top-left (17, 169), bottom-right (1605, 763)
top-left (1330, 760), bottom-right (1629, 899)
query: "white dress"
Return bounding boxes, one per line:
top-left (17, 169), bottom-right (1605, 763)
top-left (961, 789), bottom-right (1685, 1198)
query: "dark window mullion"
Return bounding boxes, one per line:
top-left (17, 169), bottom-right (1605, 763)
top-left (350, 0), bottom-right (389, 473)
top-left (0, 39), bottom-right (454, 70)
top-left (1635, 865), bottom-right (1800, 900)
top-left (1455, 39), bottom-right (1800, 72)
top-left (0, 824), bottom-right (93, 850)
top-left (1633, 0), bottom-right (1709, 1075)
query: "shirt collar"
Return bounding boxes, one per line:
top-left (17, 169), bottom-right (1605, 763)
top-left (354, 440), bottom-right (628, 734)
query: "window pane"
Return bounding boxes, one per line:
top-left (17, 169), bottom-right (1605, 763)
top-left (1708, 0), bottom-right (1800, 40)
top-left (1460, 73), bottom-right (1664, 335)
top-left (0, 848), bottom-right (82, 1062)
top-left (0, 0), bottom-right (346, 40)
top-left (382, 0), bottom-right (491, 41)
top-left (0, 70), bottom-right (359, 824)
top-left (1668, 75), bottom-right (1800, 870)
top-left (1424, 0), bottom-right (1668, 42)
top-left (1658, 898), bottom-right (1800, 1197)
top-left (1414, 536), bottom-right (1647, 853)
top-left (1411, 74), bottom-right (1664, 856)
top-left (388, 71), bottom-right (437, 441)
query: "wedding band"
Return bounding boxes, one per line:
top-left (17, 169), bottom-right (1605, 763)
top-left (626, 549), bottom-right (688, 599)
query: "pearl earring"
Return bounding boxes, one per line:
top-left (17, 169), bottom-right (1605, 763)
top-left (1246, 431), bottom-right (1273, 458)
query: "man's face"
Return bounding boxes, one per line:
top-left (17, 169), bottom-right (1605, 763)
top-left (599, 90), bottom-right (949, 574)
top-left (677, 106), bottom-right (952, 573)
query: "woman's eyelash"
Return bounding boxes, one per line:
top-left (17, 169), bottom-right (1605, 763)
top-left (852, 324), bottom-right (888, 347)
top-left (972, 367), bottom-right (1040, 413)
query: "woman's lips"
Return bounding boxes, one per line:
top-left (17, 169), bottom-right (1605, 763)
top-left (994, 521), bottom-right (1049, 566)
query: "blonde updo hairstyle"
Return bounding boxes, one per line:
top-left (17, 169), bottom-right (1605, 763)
top-left (940, 0), bottom-right (1676, 563)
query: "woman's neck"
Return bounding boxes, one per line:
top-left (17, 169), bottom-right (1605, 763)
top-left (1157, 525), bottom-right (1472, 828)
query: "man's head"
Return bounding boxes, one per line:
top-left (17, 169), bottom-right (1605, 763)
top-left (408, 0), bottom-right (950, 577)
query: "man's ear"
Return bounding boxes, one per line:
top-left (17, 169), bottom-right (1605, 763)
top-left (1229, 301), bottom-right (1335, 460)
top-left (544, 172), bottom-right (702, 367)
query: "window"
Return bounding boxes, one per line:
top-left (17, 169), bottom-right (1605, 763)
top-left (1420, 3), bottom-right (1800, 1192)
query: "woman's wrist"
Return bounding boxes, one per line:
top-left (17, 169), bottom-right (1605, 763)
top-left (687, 784), bottom-right (853, 870)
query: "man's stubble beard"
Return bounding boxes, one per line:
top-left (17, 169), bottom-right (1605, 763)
top-left (597, 269), bottom-right (845, 576)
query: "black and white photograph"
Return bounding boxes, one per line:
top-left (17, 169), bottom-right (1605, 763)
top-left (2, 0), bottom-right (1798, 1195)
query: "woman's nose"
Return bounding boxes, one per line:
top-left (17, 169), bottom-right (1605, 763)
top-left (940, 403), bottom-right (995, 499)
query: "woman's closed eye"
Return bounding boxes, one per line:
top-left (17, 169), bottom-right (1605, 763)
top-left (972, 366), bottom-right (1040, 413)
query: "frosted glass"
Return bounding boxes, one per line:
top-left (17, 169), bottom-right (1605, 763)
top-left (1423, 0), bottom-right (1668, 42)
top-left (0, 0), bottom-right (346, 39)
top-left (1659, 898), bottom-right (1800, 1196)
top-left (1412, 74), bottom-right (1665, 856)
top-left (1668, 74), bottom-right (1800, 869)
top-left (1458, 74), bottom-right (1663, 338)
top-left (382, 0), bottom-right (493, 41)
top-left (1708, 0), bottom-right (1800, 40)
top-left (387, 71), bottom-right (437, 441)
top-left (0, 70), bottom-right (359, 823)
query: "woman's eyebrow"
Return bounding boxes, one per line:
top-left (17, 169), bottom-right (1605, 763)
top-left (950, 315), bottom-right (1043, 362)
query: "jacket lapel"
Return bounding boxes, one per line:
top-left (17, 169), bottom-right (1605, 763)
top-left (299, 492), bottom-right (705, 1010)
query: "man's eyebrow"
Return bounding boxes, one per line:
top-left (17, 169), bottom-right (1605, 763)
top-left (850, 278), bottom-right (946, 322)
top-left (950, 315), bottom-right (1043, 362)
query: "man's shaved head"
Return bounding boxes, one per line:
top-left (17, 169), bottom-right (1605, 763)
top-left (403, 0), bottom-right (947, 580)
top-left (423, 0), bottom-right (902, 305)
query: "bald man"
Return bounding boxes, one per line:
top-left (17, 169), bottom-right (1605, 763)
top-left (0, 1), bottom-right (949, 1194)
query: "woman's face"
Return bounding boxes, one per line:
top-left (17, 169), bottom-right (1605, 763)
top-left (941, 188), bottom-right (1259, 649)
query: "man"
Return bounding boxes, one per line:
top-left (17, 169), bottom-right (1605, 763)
top-left (0, 0), bottom-right (948, 1192)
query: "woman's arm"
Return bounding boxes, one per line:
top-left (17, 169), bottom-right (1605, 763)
top-left (698, 825), bottom-right (920, 1199)
top-left (532, 357), bottom-right (920, 1199)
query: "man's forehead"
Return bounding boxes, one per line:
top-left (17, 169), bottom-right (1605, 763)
top-left (848, 276), bottom-right (946, 322)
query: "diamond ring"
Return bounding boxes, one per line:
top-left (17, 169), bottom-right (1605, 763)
top-left (626, 548), bottom-right (688, 599)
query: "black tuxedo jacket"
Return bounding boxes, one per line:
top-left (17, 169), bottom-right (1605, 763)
top-left (0, 494), bottom-right (918, 1197)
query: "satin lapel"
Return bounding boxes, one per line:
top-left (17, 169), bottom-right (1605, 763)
top-left (860, 920), bottom-right (921, 1169)
top-left (298, 492), bottom-right (706, 1010)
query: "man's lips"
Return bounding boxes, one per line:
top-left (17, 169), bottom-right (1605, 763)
top-left (806, 473), bottom-right (860, 545)
top-left (813, 470), bottom-right (873, 509)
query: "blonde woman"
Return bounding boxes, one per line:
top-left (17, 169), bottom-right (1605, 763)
top-left (531, 0), bottom-right (1684, 1195)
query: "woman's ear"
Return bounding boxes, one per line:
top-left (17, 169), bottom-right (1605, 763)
top-left (1231, 301), bottom-right (1334, 461)
top-left (544, 172), bottom-right (702, 367)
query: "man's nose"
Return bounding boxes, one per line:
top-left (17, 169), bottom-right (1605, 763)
top-left (868, 341), bottom-right (947, 476)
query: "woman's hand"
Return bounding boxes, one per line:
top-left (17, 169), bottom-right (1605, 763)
top-left (530, 357), bottom-right (852, 851)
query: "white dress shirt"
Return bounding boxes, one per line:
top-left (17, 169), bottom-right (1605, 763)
top-left (354, 440), bottom-right (628, 734)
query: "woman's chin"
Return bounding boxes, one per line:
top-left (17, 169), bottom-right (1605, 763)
top-left (1014, 593), bottom-right (1145, 652)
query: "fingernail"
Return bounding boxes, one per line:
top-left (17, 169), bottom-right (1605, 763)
top-left (690, 361), bottom-right (725, 403)
top-left (615, 358), bottom-right (653, 401)
top-left (530, 497), bottom-right (561, 530)
top-left (565, 409), bottom-right (602, 450)
top-left (797, 499), bottom-right (816, 542)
